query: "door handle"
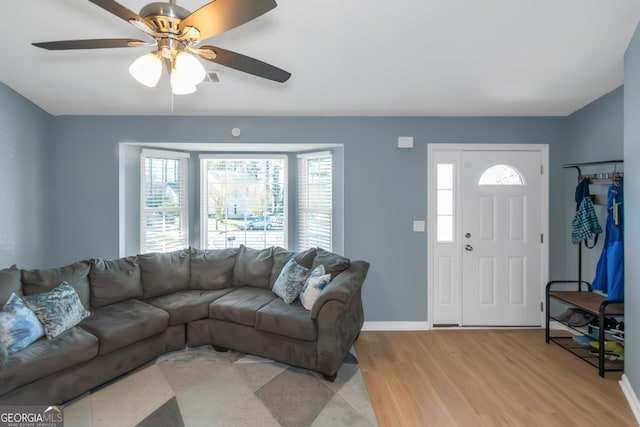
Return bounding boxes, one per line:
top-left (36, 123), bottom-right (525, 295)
top-left (464, 244), bottom-right (473, 251)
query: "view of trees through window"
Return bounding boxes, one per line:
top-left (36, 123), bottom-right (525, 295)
top-left (201, 156), bottom-right (286, 249)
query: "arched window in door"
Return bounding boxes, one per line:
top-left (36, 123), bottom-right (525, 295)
top-left (478, 164), bottom-right (525, 185)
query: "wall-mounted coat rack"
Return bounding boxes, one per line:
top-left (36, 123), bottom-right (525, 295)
top-left (562, 159), bottom-right (624, 283)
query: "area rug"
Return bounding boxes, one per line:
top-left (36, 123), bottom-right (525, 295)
top-left (63, 345), bottom-right (378, 427)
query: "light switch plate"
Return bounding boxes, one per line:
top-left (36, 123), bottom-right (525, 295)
top-left (413, 220), bottom-right (425, 232)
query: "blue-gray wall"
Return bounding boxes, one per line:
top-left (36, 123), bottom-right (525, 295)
top-left (563, 87), bottom-right (624, 282)
top-left (0, 84), bottom-right (48, 268)
top-left (43, 115), bottom-right (567, 321)
top-left (4, 81), bottom-right (629, 324)
top-left (624, 23), bottom-right (640, 400)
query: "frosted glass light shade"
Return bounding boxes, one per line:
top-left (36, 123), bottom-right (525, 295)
top-left (129, 52), bottom-right (162, 87)
top-left (170, 70), bottom-right (197, 95)
top-left (174, 51), bottom-right (206, 86)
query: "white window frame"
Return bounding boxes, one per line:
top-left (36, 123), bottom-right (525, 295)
top-left (199, 154), bottom-right (288, 249)
top-left (140, 148), bottom-right (190, 253)
top-left (298, 151), bottom-right (333, 251)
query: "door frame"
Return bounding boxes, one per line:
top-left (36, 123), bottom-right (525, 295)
top-left (427, 144), bottom-right (549, 328)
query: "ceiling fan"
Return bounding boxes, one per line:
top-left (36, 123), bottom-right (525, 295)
top-left (32, 0), bottom-right (291, 95)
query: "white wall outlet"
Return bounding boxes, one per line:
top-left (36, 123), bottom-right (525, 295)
top-left (398, 136), bottom-right (414, 148)
top-left (413, 220), bottom-right (425, 232)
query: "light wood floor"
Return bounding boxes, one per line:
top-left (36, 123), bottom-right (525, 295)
top-left (354, 330), bottom-right (637, 427)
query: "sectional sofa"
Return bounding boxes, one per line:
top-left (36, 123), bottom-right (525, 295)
top-left (0, 245), bottom-right (369, 405)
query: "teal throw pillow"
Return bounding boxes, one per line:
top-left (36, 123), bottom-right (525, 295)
top-left (0, 293), bottom-right (45, 353)
top-left (24, 281), bottom-right (90, 339)
top-left (272, 258), bottom-right (310, 304)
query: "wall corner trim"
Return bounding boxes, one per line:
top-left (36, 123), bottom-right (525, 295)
top-left (620, 374), bottom-right (640, 425)
top-left (362, 321), bottom-right (431, 331)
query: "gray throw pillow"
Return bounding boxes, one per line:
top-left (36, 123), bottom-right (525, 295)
top-left (272, 258), bottom-right (310, 304)
top-left (139, 249), bottom-right (190, 298)
top-left (23, 282), bottom-right (90, 339)
top-left (90, 257), bottom-right (143, 308)
top-left (232, 245), bottom-right (274, 289)
top-left (190, 247), bottom-right (238, 290)
top-left (21, 261), bottom-right (91, 309)
top-left (0, 341), bottom-right (7, 368)
top-left (0, 265), bottom-right (23, 306)
top-left (312, 248), bottom-right (351, 279)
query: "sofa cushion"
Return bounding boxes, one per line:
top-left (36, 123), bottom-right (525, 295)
top-left (312, 248), bottom-right (351, 279)
top-left (21, 260), bottom-right (91, 309)
top-left (256, 299), bottom-right (318, 342)
top-left (78, 299), bottom-right (169, 355)
top-left (272, 259), bottom-right (310, 304)
top-left (0, 265), bottom-right (22, 305)
top-left (232, 245), bottom-right (274, 289)
top-left (209, 287), bottom-right (277, 327)
top-left (0, 293), bottom-right (45, 353)
top-left (23, 282), bottom-right (91, 339)
top-left (190, 248), bottom-right (237, 290)
top-left (146, 289), bottom-right (233, 325)
top-left (0, 327), bottom-right (99, 396)
top-left (139, 249), bottom-right (190, 299)
top-left (0, 341), bottom-right (7, 368)
top-left (269, 247), bottom-right (316, 287)
top-left (90, 257), bottom-right (143, 308)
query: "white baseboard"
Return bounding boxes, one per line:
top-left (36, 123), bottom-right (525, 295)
top-left (362, 321), bottom-right (431, 331)
top-left (620, 375), bottom-right (640, 425)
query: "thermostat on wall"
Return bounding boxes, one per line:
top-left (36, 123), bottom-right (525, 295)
top-left (398, 136), bottom-right (414, 148)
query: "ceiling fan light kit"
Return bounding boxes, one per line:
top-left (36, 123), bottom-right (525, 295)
top-left (128, 52), bottom-right (162, 87)
top-left (32, 0), bottom-right (291, 96)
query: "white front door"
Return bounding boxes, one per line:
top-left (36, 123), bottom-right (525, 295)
top-left (460, 150), bottom-right (543, 326)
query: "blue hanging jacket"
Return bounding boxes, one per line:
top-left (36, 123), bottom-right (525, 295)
top-left (592, 177), bottom-right (624, 301)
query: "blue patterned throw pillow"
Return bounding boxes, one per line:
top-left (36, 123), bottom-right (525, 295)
top-left (0, 293), bottom-right (45, 354)
top-left (300, 265), bottom-right (331, 310)
top-left (272, 258), bottom-right (310, 304)
top-left (24, 282), bottom-right (90, 339)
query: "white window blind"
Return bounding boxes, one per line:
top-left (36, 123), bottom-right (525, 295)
top-left (200, 155), bottom-right (286, 249)
top-left (298, 152), bottom-right (332, 251)
top-left (140, 149), bottom-right (189, 253)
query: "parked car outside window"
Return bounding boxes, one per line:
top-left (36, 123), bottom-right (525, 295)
top-left (237, 216), bottom-right (273, 230)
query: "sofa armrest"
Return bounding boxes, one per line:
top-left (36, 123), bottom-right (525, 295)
top-left (310, 260), bottom-right (369, 320)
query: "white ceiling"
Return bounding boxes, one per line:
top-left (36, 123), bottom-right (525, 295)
top-left (2, 0), bottom-right (640, 117)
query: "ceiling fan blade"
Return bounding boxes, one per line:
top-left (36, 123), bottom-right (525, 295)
top-left (88, 0), bottom-right (156, 35)
top-left (32, 39), bottom-right (151, 50)
top-left (198, 45), bottom-right (290, 83)
top-left (181, 0), bottom-right (277, 41)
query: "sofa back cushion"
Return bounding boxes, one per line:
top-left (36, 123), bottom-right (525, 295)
top-left (311, 247), bottom-right (351, 279)
top-left (90, 257), bottom-right (143, 308)
top-left (21, 261), bottom-right (91, 309)
top-left (0, 265), bottom-right (22, 304)
top-left (139, 249), bottom-right (190, 299)
top-left (269, 247), bottom-right (317, 287)
top-left (232, 245), bottom-right (274, 289)
top-left (190, 248), bottom-right (237, 290)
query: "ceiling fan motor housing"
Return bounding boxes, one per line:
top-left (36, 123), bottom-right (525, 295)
top-left (140, 2), bottom-right (191, 34)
